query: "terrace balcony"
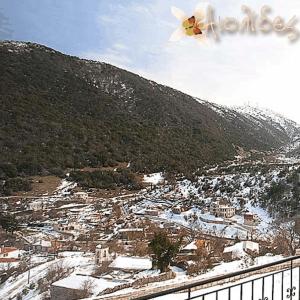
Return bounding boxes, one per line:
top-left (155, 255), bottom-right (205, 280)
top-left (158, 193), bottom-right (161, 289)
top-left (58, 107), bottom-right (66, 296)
top-left (134, 256), bottom-right (300, 300)
top-left (98, 256), bottom-right (300, 300)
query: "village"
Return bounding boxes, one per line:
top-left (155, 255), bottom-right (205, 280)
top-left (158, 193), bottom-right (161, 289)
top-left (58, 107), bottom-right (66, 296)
top-left (0, 156), bottom-right (299, 300)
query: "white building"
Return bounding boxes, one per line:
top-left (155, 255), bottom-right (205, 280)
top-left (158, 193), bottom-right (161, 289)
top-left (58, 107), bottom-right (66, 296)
top-left (32, 240), bottom-right (52, 253)
top-left (0, 247), bottom-right (23, 259)
top-left (223, 241), bottom-right (259, 260)
top-left (74, 192), bottom-right (88, 200)
top-left (54, 221), bottom-right (85, 233)
top-left (244, 213), bottom-right (260, 226)
top-left (210, 200), bottom-right (235, 218)
top-left (95, 243), bottom-right (111, 265)
top-left (180, 239), bottom-right (211, 256)
top-left (28, 200), bottom-right (44, 211)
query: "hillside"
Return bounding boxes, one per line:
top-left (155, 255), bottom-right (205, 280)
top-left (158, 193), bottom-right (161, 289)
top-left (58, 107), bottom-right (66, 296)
top-left (233, 105), bottom-right (300, 143)
top-left (0, 41), bottom-right (299, 176)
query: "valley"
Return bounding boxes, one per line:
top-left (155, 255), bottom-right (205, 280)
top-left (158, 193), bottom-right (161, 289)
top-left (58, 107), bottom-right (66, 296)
top-left (0, 147), bottom-right (299, 299)
top-left (0, 41), bottom-right (299, 300)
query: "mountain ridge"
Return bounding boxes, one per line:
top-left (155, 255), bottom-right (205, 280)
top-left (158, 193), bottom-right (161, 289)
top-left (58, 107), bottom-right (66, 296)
top-left (0, 40), bottom-right (299, 175)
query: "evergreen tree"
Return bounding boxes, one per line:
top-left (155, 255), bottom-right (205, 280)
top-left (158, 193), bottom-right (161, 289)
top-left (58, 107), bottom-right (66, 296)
top-left (0, 214), bottom-right (19, 234)
top-left (149, 233), bottom-right (181, 272)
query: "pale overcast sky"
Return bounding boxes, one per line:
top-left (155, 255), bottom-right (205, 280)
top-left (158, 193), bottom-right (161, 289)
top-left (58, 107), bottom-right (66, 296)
top-left (1, 0), bottom-right (300, 123)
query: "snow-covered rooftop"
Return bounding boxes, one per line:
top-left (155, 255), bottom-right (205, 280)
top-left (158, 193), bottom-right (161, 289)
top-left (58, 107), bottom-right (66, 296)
top-left (109, 256), bottom-right (152, 271)
top-left (182, 241), bottom-right (197, 251)
top-left (224, 241), bottom-right (259, 258)
top-left (52, 274), bottom-right (122, 294)
top-left (119, 228), bottom-right (143, 232)
top-left (33, 240), bottom-right (52, 248)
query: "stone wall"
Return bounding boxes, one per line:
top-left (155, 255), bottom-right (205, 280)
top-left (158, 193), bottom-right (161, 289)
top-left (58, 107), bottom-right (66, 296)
top-left (50, 285), bottom-right (84, 300)
top-left (199, 216), bottom-right (233, 225)
top-left (99, 271), bottom-right (175, 296)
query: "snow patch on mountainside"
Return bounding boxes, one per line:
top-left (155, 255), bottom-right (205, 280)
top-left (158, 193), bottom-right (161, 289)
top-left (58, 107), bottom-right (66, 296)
top-left (194, 99), bottom-right (300, 147)
top-left (233, 105), bottom-right (300, 140)
top-left (0, 41), bottom-right (57, 54)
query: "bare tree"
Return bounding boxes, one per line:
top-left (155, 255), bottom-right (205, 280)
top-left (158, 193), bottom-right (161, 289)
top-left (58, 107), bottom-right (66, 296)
top-left (93, 261), bottom-right (110, 276)
top-left (38, 261), bottom-right (70, 293)
top-left (131, 241), bottom-right (149, 257)
top-left (112, 204), bottom-right (122, 219)
top-left (77, 278), bottom-right (95, 299)
top-left (107, 240), bottom-right (125, 254)
top-left (187, 247), bottom-right (212, 276)
top-left (208, 237), bottom-right (225, 258)
top-left (272, 220), bottom-right (300, 256)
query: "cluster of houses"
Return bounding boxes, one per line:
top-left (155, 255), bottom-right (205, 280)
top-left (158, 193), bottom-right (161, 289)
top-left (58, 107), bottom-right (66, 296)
top-left (49, 236), bottom-right (261, 299)
top-left (1, 210), bottom-right (263, 300)
top-left (93, 237), bottom-right (260, 270)
top-left (0, 177), bottom-right (266, 300)
top-left (137, 197), bottom-right (260, 229)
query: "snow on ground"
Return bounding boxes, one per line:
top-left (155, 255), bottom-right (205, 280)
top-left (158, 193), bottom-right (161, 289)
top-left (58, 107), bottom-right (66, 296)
top-left (54, 178), bottom-right (77, 195)
top-left (233, 104), bottom-right (300, 139)
top-left (159, 209), bottom-right (248, 239)
top-left (155, 255), bottom-right (288, 300)
top-left (58, 203), bottom-right (88, 209)
top-left (52, 274), bottom-right (124, 296)
top-left (277, 154), bottom-right (300, 164)
top-left (0, 252), bottom-right (95, 300)
top-left (156, 268), bottom-right (294, 300)
top-left (0, 261), bottom-right (20, 270)
top-left (134, 269), bottom-right (160, 279)
top-left (143, 173), bottom-right (164, 185)
top-left (96, 255), bottom-right (284, 299)
top-left (244, 201), bottom-right (272, 233)
top-left (133, 164), bottom-right (287, 240)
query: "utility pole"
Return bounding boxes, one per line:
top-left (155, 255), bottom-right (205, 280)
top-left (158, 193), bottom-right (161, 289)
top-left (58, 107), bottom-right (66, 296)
top-left (27, 253), bottom-right (31, 285)
top-left (27, 267), bottom-right (30, 284)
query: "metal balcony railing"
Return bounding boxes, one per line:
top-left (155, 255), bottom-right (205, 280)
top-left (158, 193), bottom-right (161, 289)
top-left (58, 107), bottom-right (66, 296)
top-left (133, 256), bottom-right (300, 300)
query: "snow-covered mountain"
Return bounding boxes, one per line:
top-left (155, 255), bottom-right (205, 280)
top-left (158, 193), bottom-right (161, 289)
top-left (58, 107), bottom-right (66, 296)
top-left (197, 99), bottom-right (300, 149)
top-left (233, 105), bottom-right (300, 141)
top-left (234, 105), bottom-right (300, 155)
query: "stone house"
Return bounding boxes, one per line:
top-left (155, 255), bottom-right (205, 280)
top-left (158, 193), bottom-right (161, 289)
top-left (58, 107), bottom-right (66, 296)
top-left (210, 200), bottom-right (235, 218)
top-left (95, 243), bottom-right (111, 265)
top-left (243, 213), bottom-right (259, 226)
top-left (32, 240), bottom-right (52, 253)
top-left (180, 240), bottom-right (211, 256)
top-left (172, 206), bottom-right (182, 214)
top-left (118, 228), bottom-right (145, 240)
top-left (31, 240), bottom-right (62, 254)
top-left (144, 209), bottom-right (159, 216)
top-left (54, 221), bottom-right (86, 234)
top-left (74, 191), bottom-right (89, 201)
top-left (28, 200), bottom-right (44, 211)
top-left (223, 241), bottom-right (259, 261)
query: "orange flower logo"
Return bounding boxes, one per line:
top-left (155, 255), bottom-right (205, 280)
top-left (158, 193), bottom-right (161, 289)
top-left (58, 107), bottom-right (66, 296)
top-left (170, 5), bottom-right (208, 43)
